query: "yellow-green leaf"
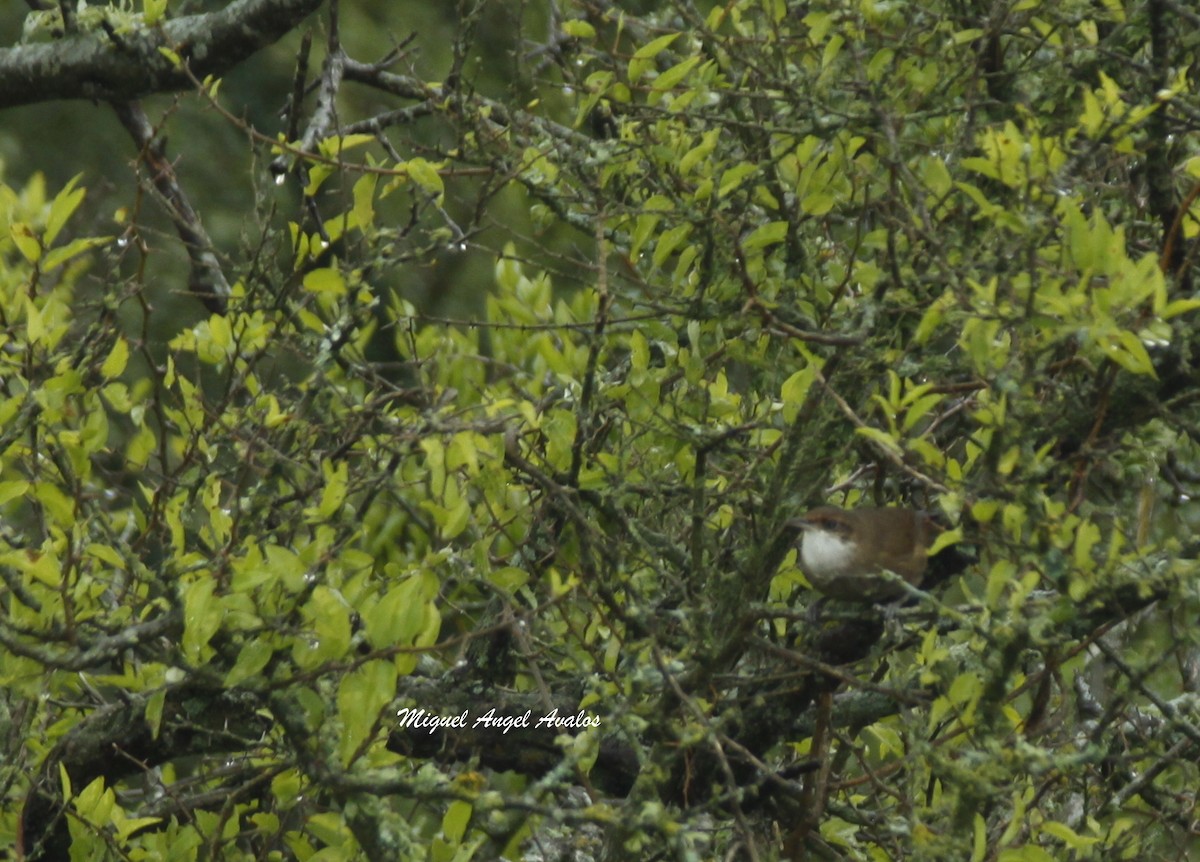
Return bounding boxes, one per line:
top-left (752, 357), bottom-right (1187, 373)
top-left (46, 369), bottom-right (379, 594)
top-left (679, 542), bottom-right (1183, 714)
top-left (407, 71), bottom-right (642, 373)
top-left (652, 55), bottom-right (700, 92)
top-left (352, 173), bottom-right (377, 230)
top-left (225, 640), bottom-right (274, 688)
top-left (405, 158), bottom-right (445, 203)
top-left (143, 0), bottom-right (167, 25)
top-left (562, 19), bottom-right (595, 39)
top-left (100, 337), bottom-right (130, 379)
top-left (45, 175), bottom-right (85, 245)
top-left (780, 366), bottom-right (818, 422)
top-left (337, 659), bottom-right (398, 766)
top-left (182, 578), bottom-right (220, 662)
top-left (855, 425), bottom-right (903, 455)
top-left (42, 236), bottom-right (111, 271)
top-left (0, 481), bottom-right (30, 506)
top-left (363, 571), bottom-right (438, 650)
top-left (741, 220), bottom-right (788, 251)
top-left (1098, 330), bottom-right (1157, 377)
top-left (442, 800), bottom-right (474, 844)
top-left (11, 223), bottom-right (41, 262)
top-left (629, 33), bottom-right (680, 83)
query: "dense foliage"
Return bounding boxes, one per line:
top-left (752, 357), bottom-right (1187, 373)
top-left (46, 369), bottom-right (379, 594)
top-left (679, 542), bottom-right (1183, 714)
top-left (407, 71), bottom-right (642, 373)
top-left (2, 0), bottom-right (1200, 859)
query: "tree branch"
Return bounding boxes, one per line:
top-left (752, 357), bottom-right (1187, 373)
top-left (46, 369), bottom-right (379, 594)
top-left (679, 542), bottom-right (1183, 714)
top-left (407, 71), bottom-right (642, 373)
top-left (0, 0), bottom-right (324, 109)
top-left (111, 100), bottom-right (231, 314)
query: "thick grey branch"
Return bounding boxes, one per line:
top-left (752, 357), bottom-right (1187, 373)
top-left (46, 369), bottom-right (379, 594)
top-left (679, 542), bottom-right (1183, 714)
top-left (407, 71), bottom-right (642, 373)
top-left (0, 0), bottom-right (324, 108)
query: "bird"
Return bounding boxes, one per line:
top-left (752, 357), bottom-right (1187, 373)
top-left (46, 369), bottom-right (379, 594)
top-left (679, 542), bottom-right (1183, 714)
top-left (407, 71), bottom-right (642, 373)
top-left (786, 506), bottom-right (940, 602)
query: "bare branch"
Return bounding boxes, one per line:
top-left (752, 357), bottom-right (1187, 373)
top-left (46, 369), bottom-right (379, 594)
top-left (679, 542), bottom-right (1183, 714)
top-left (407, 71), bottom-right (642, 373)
top-left (111, 100), bottom-right (231, 314)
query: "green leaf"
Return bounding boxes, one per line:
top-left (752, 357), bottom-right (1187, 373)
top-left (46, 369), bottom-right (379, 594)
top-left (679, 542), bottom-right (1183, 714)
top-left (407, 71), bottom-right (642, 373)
top-left (317, 134), bottom-right (377, 157)
top-left (996, 445), bottom-right (1020, 475)
top-left (913, 293), bottom-right (953, 344)
top-left (800, 191), bottom-right (835, 216)
top-left (652, 223), bottom-right (692, 269)
top-left (125, 424), bottom-right (156, 469)
top-left (0, 481), bottom-right (30, 506)
top-left (719, 163), bottom-right (758, 196)
top-left (207, 313), bottom-right (232, 354)
top-left (302, 267), bottom-right (346, 296)
top-left (100, 337), bottom-right (129, 379)
top-left (114, 812), bottom-right (163, 842)
top-left (42, 235), bottom-right (111, 271)
top-left (855, 425), bottom-right (903, 455)
top-left (304, 163), bottom-right (333, 196)
top-left (562, 19), bottom-right (595, 39)
top-left (337, 659), bottom-right (397, 766)
top-left (293, 586), bottom-right (353, 669)
top-left (442, 800), bottom-right (474, 844)
top-left (867, 47), bottom-right (894, 82)
top-left (632, 32), bottom-right (680, 60)
top-left (10, 223), bottom-right (41, 262)
top-left (74, 776), bottom-right (112, 822)
top-left (741, 221), bottom-right (788, 251)
top-left (363, 571), bottom-right (439, 650)
top-left (971, 814), bottom-right (987, 862)
top-left (1161, 297), bottom-right (1200, 319)
top-left (652, 55), bottom-right (700, 92)
top-left (182, 578), bottom-right (220, 663)
top-left (1041, 820), bottom-right (1100, 850)
top-left (678, 129), bottom-right (718, 176)
top-left (1097, 330), bottom-right (1156, 377)
top-left (780, 366), bottom-right (818, 421)
top-left (44, 175), bottom-right (85, 246)
top-left (997, 847), bottom-right (1056, 862)
top-left (948, 671), bottom-right (980, 707)
top-left (225, 640), bottom-right (274, 688)
top-left (306, 459), bottom-right (349, 523)
top-left (1072, 518), bottom-right (1100, 571)
top-left (442, 496), bottom-right (471, 539)
top-left (907, 437), bottom-right (945, 467)
top-left (352, 173), bottom-right (377, 230)
top-left (490, 566), bottom-right (529, 592)
top-left (405, 158), bottom-right (445, 203)
top-left (629, 212), bottom-right (662, 261)
top-left (926, 527), bottom-right (962, 557)
top-left (903, 393), bottom-right (943, 431)
top-left (143, 0), bottom-right (168, 26)
top-left (629, 33), bottom-right (680, 83)
top-left (820, 34), bottom-right (844, 71)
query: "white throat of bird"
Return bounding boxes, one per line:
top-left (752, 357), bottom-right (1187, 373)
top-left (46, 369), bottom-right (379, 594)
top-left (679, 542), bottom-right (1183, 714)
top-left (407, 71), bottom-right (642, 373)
top-left (799, 526), bottom-right (859, 577)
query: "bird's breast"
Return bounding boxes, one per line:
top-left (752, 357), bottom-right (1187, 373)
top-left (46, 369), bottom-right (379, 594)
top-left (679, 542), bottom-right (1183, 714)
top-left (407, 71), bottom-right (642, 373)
top-left (800, 530), bottom-right (859, 578)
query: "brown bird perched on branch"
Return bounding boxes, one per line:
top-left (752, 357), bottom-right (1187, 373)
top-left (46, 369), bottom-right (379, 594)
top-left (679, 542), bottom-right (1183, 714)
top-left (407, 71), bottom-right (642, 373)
top-left (786, 506), bottom-right (964, 602)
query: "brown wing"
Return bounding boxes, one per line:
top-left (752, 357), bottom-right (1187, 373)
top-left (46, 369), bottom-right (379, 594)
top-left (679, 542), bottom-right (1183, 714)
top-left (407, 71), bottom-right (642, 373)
top-left (868, 507), bottom-right (933, 584)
